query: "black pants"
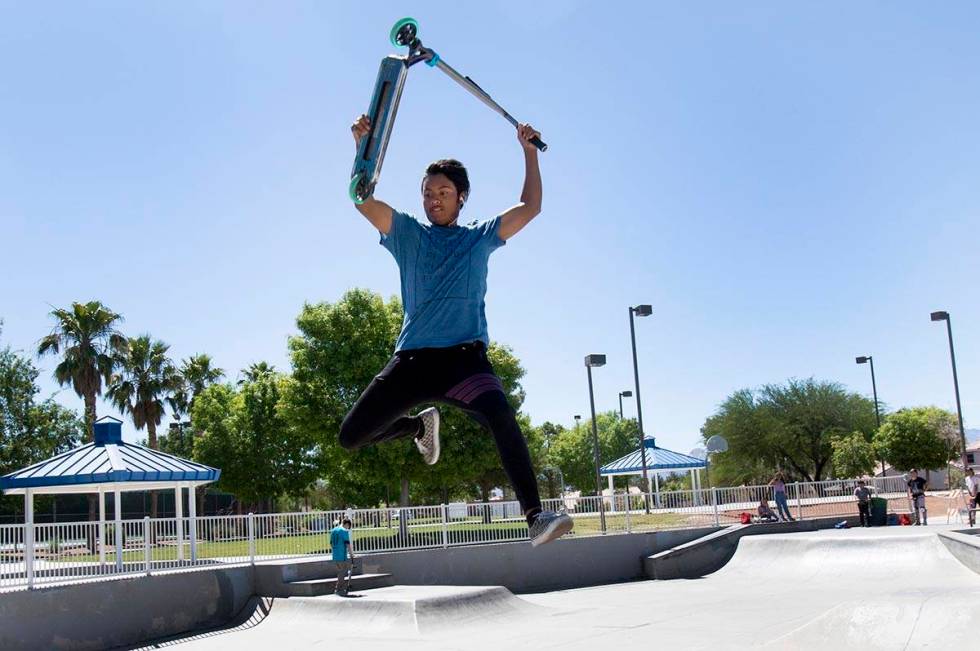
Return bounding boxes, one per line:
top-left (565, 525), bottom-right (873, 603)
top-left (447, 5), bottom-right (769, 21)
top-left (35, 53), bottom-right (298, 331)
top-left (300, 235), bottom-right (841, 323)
top-left (339, 341), bottom-right (541, 518)
top-left (857, 501), bottom-right (871, 527)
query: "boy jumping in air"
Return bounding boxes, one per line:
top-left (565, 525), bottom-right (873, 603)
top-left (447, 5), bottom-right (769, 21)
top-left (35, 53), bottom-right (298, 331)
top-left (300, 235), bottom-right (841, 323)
top-left (339, 114), bottom-right (573, 547)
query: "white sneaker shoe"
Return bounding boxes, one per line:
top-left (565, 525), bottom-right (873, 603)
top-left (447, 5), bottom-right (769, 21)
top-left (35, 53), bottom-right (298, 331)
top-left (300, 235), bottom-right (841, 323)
top-left (414, 407), bottom-right (440, 465)
top-left (529, 510), bottom-right (573, 547)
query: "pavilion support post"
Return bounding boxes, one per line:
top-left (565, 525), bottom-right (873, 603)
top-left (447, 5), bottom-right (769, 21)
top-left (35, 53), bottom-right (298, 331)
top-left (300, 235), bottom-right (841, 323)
top-left (188, 483), bottom-right (198, 563)
top-left (654, 472), bottom-right (661, 508)
top-left (143, 516), bottom-right (152, 575)
top-left (98, 487), bottom-right (106, 566)
top-left (175, 484), bottom-right (184, 562)
top-left (114, 488), bottom-right (123, 572)
top-left (24, 489), bottom-right (35, 590)
top-left (607, 475), bottom-right (615, 512)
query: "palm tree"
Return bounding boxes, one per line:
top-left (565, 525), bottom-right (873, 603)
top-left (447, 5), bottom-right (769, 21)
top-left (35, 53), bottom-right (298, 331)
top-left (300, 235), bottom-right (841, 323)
top-left (239, 361), bottom-right (276, 384)
top-left (169, 354), bottom-right (225, 418)
top-left (165, 354), bottom-right (225, 514)
top-left (37, 301), bottom-right (127, 441)
top-left (107, 335), bottom-right (179, 519)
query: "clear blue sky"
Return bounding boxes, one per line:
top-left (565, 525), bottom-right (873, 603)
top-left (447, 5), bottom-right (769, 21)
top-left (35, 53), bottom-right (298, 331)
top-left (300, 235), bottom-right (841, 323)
top-left (2, 2), bottom-right (978, 455)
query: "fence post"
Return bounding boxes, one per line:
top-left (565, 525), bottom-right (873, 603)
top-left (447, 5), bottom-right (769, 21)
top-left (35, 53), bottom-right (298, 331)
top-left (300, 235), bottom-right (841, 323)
top-left (248, 513), bottom-right (256, 565)
top-left (712, 487), bottom-right (720, 527)
top-left (24, 489), bottom-right (34, 590)
top-left (143, 517), bottom-right (151, 576)
top-left (796, 483), bottom-right (804, 520)
top-left (441, 504), bottom-right (449, 548)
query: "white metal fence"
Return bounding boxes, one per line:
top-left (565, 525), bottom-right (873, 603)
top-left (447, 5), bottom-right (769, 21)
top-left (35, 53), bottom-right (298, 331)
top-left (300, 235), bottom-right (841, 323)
top-left (0, 475), bottom-right (916, 593)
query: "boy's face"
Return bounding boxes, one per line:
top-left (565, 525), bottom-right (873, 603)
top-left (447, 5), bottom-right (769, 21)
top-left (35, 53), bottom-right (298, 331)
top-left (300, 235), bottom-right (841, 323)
top-left (422, 173), bottom-right (464, 226)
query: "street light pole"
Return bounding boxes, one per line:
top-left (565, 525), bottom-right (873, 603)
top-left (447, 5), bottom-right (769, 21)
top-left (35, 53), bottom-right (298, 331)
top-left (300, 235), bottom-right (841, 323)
top-left (931, 311), bottom-right (969, 469)
top-left (585, 354), bottom-right (607, 533)
top-left (856, 355), bottom-right (884, 477)
top-left (618, 390), bottom-right (632, 419)
top-left (629, 305), bottom-right (653, 513)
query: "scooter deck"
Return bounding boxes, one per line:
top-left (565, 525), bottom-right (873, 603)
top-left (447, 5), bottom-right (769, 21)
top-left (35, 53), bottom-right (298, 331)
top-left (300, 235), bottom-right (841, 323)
top-left (350, 56), bottom-right (409, 203)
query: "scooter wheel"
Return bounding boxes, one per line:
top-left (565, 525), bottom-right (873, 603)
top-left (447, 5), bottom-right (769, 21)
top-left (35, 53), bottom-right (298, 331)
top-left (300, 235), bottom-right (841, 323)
top-left (349, 173), bottom-right (371, 204)
top-left (389, 17), bottom-right (419, 48)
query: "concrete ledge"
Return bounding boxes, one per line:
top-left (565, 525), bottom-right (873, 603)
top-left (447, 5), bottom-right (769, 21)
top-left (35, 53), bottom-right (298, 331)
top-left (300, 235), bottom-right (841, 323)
top-left (645, 516), bottom-right (863, 579)
top-left (357, 527), bottom-right (718, 593)
top-left (937, 528), bottom-right (980, 575)
top-left (0, 567), bottom-right (253, 651)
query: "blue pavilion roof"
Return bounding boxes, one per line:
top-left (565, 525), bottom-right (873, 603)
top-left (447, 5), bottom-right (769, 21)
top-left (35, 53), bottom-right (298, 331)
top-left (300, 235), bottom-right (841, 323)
top-left (0, 418), bottom-right (220, 494)
top-left (600, 437), bottom-right (706, 475)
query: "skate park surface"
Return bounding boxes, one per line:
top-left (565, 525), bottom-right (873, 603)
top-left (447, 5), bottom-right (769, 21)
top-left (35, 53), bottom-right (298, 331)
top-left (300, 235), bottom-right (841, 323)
top-left (132, 525), bottom-right (980, 651)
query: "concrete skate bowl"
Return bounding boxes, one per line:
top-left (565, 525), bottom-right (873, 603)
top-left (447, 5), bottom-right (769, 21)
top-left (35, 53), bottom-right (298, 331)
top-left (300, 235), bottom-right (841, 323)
top-left (713, 532), bottom-right (980, 649)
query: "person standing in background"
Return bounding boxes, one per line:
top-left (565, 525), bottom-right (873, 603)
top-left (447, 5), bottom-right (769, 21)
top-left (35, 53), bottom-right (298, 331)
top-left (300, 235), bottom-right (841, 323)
top-left (854, 480), bottom-right (872, 527)
top-left (965, 468), bottom-right (978, 526)
top-left (770, 471), bottom-right (794, 522)
top-left (330, 517), bottom-right (355, 596)
top-left (907, 469), bottom-right (928, 526)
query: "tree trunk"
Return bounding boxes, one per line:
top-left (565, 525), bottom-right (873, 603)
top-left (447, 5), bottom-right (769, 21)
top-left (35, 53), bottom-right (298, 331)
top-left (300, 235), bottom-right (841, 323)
top-left (85, 391), bottom-right (99, 549)
top-left (479, 483), bottom-right (492, 524)
top-left (147, 422), bottom-right (158, 536)
top-left (84, 392), bottom-right (97, 442)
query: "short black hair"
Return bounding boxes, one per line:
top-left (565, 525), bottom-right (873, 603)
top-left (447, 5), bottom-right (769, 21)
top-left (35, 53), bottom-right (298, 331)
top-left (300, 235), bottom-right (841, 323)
top-left (423, 159), bottom-right (470, 200)
top-left (342, 517), bottom-right (352, 526)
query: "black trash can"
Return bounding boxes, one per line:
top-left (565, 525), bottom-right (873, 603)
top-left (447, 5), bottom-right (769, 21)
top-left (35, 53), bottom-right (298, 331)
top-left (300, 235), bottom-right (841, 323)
top-left (870, 497), bottom-right (888, 526)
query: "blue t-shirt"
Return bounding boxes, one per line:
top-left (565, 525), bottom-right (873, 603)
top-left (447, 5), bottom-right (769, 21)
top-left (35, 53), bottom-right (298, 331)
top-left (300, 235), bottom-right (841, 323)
top-left (381, 211), bottom-right (506, 351)
top-left (330, 525), bottom-right (350, 561)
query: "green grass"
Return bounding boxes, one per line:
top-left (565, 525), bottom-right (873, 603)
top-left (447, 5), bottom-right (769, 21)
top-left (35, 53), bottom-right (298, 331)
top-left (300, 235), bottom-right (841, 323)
top-left (40, 512), bottom-right (694, 564)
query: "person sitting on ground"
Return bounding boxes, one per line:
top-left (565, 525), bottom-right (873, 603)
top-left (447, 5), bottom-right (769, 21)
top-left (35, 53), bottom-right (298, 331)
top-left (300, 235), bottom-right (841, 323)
top-left (757, 498), bottom-right (779, 523)
top-left (854, 480), bottom-right (873, 527)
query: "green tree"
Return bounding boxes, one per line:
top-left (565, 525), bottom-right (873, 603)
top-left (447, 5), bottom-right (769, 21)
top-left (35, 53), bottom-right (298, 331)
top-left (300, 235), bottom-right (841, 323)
top-left (1, 331), bottom-right (83, 474)
top-left (161, 354), bottom-right (225, 458)
top-left (831, 431), bottom-right (876, 478)
top-left (284, 289), bottom-right (403, 508)
top-left (701, 379), bottom-right (877, 484)
top-left (285, 288), bottom-right (536, 509)
top-left (193, 372), bottom-right (319, 512)
top-left (37, 301), bottom-right (127, 440)
top-left (548, 411), bottom-right (638, 494)
top-left (106, 335), bottom-right (180, 518)
top-left (874, 407), bottom-right (958, 475)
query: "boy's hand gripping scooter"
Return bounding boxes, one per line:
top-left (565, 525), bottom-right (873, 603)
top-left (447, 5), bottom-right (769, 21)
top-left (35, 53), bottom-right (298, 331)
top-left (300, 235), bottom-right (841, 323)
top-left (349, 17), bottom-right (547, 204)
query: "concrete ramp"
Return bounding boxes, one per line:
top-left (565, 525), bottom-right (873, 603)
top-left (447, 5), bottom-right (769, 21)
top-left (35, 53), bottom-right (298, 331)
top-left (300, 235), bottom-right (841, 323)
top-left (717, 530), bottom-right (979, 582)
top-left (169, 585), bottom-right (550, 648)
top-left (264, 585), bottom-right (541, 635)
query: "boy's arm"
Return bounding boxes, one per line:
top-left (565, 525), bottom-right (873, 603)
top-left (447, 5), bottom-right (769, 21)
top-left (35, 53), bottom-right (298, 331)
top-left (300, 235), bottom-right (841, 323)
top-left (351, 114), bottom-right (394, 234)
top-left (498, 124), bottom-right (543, 241)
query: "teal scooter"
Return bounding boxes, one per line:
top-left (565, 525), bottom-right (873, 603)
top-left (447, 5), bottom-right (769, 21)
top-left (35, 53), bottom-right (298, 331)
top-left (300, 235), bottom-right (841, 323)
top-left (349, 17), bottom-right (547, 204)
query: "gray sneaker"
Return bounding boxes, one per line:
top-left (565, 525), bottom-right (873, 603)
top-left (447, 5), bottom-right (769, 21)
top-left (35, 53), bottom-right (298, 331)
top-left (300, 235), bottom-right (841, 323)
top-left (414, 407), bottom-right (440, 465)
top-left (529, 510), bottom-right (573, 547)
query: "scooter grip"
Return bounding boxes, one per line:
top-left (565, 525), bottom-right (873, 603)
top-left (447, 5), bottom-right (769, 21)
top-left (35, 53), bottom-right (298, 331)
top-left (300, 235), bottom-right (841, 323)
top-left (530, 135), bottom-right (548, 152)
